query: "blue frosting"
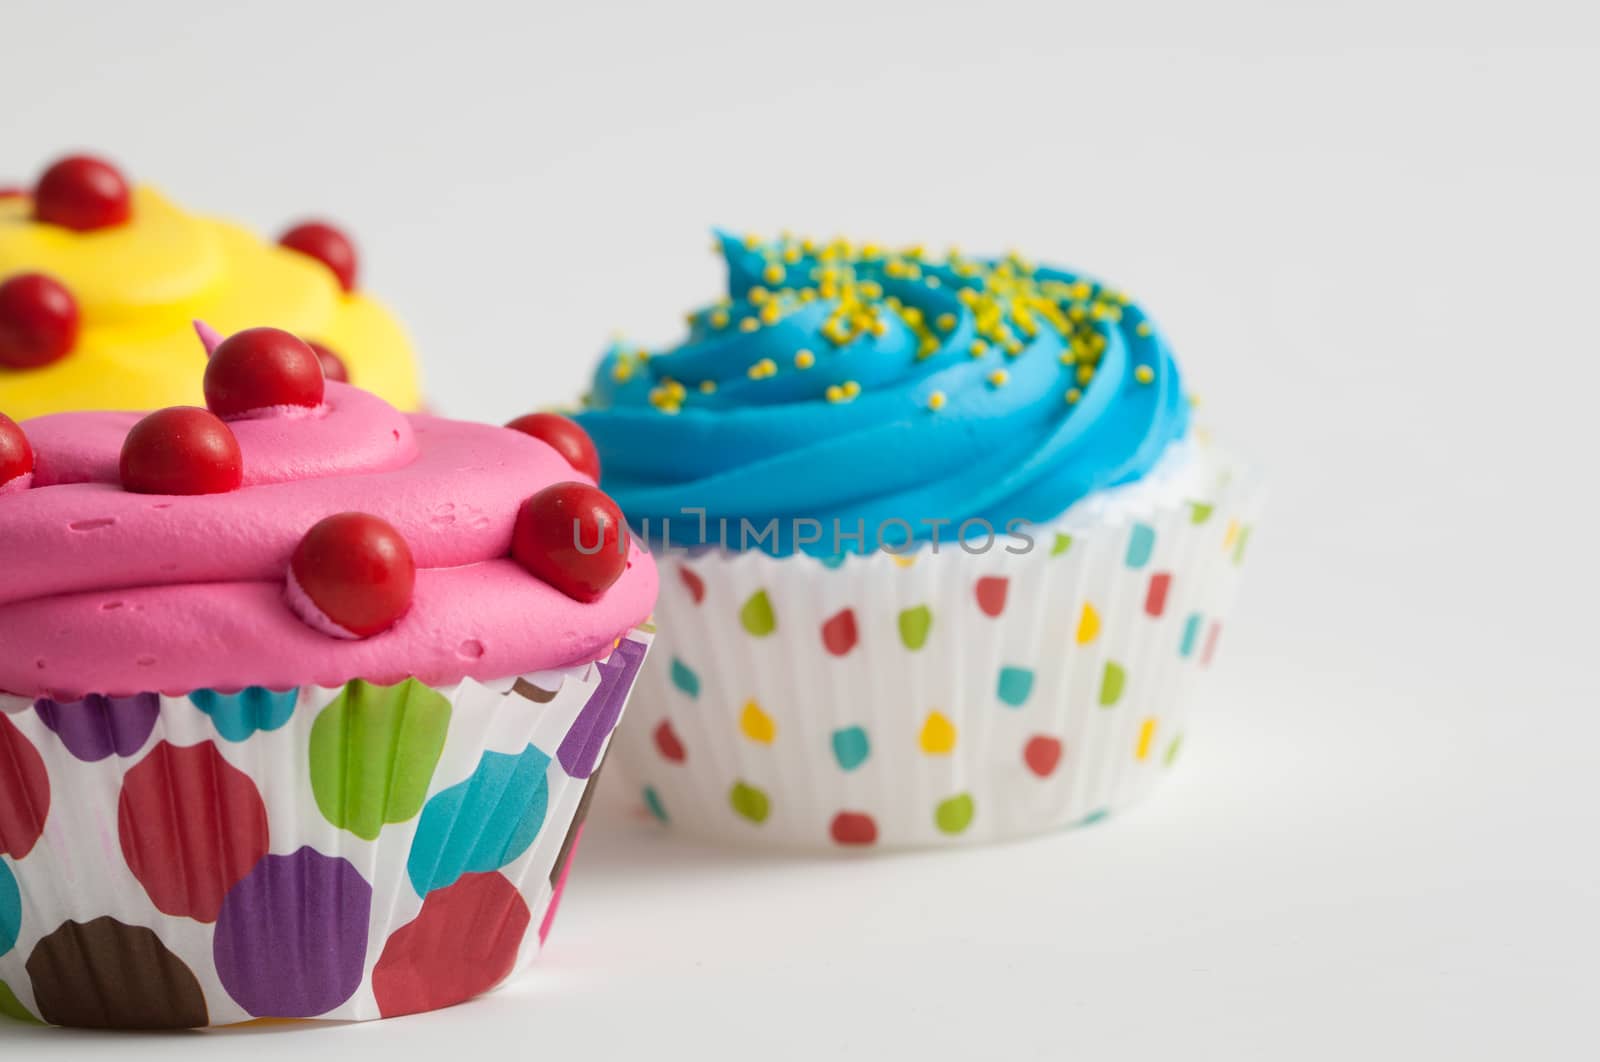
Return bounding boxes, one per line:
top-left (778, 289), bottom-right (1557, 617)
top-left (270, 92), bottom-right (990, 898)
top-left (577, 234), bottom-right (1189, 555)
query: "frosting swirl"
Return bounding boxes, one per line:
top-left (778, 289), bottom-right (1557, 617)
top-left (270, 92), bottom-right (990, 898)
top-left (0, 187), bottom-right (420, 418)
top-left (0, 383), bottom-right (656, 698)
top-left (577, 234), bottom-right (1191, 554)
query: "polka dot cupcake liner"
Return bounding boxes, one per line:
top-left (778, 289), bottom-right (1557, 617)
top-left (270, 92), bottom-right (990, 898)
top-left (0, 626), bottom-right (652, 1028)
top-left (613, 456), bottom-right (1263, 850)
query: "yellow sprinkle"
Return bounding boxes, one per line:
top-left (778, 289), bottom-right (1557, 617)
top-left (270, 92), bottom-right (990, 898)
top-left (748, 286), bottom-right (770, 305)
top-left (747, 358), bottom-right (777, 379)
top-left (861, 243), bottom-right (882, 259)
top-left (739, 317), bottom-right (761, 333)
top-left (924, 275), bottom-right (942, 288)
top-left (1003, 339), bottom-right (1023, 356)
top-left (859, 281), bottom-right (883, 300)
top-left (936, 313), bottom-right (956, 332)
top-left (1076, 364), bottom-right (1095, 385)
top-left (957, 288), bottom-right (980, 307)
top-left (987, 369), bottom-right (1009, 387)
top-left (927, 390), bottom-right (947, 411)
top-left (870, 318), bottom-right (888, 337)
top-left (1058, 351), bottom-right (1076, 366)
top-left (825, 384), bottom-right (844, 402)
top-left (699, 380), bottom-right (717, 394)
top-left (763, 263), bottom-right (785, 285)
top-left (610, 362), bottom-right (634, 383)
top-left (1135, 365), bottom-right (1155, 384)
top-left (1136, 321), bottom-right (1153, 337)
top-left (743, 234), bottom-right (761, 249)
top-left (794, 349), bottom-right (816, 369)
top-left (841, 380), bottom-right (861, 398)
top-left (760, 301), bottom-right (783, 325)
top-left (710, 310), bottom-right (729, 328)
top-left (1065, 388), bottom-right (1081, 404)
top-left (900, 306), bottom-right (923, 327)
top-left (783, 246), bottom-right (801, 264)
top-left (969, 340), bottom-right (988, 358)
top-left (918, 337), bottom-right (939, 358)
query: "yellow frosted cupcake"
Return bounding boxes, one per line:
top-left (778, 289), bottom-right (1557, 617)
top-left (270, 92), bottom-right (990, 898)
top-left (0, 153), bottom-right (420, 418)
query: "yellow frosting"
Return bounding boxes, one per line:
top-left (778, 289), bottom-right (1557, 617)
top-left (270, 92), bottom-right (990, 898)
top-left (0, 186), bottom-right (421, 419)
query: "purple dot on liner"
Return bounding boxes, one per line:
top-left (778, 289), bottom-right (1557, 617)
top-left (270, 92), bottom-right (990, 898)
top-left (34, 693), bottom-right (160, 762)
top-left (213, 847), bottom-right (372, 1019)
top-left (557, 637), bottom-right (646, 780)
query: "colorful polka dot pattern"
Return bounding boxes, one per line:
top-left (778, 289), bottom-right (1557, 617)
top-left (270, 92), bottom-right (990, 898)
top-left (627, 491), bottom-right (1259, 848)
top-left (0, 630), bottom-right (652, 1027)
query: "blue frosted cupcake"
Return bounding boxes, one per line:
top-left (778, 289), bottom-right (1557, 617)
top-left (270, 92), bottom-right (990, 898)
top-left (578, 234), bottom-right (1262, 849)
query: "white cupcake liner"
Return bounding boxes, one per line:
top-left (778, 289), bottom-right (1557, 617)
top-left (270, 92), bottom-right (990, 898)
top-left (611, 455), bottom-right (1263, 850)
top-left (0, 626), bottom-right (652, 1028)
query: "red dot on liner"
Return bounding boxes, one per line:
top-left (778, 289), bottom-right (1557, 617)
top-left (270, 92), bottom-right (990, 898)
top-left (511, 482), bottom-right (628, 602)
top-left (278, 221), bottom-right (358, 292)
top-left (1201, 622), bottom-right (1223, 667)
top-left (32, 154), bottom-right (132, 231)
top-left (505, 412), bottom-right (601, 481)
top-left (119, 407), bottom-right (243, 496)
top-left (830, 811), bottom-right (878, 846)
top-left (0, 272), bottom-right (80, 369)
top-left (821, 608), bottom-right (858, 656)
top-left (289, 512), bottom-right (416, 638)
top-left (203, 327), bottom-right (325, 419)
top-left (975, 576), bottom-right (1008, 618)
top-left (372, 873), bottom-right (531, 1019)
top-left (678, 564), bottom-right (705, 604)
top-left (1145, 572), bottom-right (1172, 617)
top-left (1023, 735), bottom-right (1063, 778)
top-left (653, 720), bottom-right (686, 763)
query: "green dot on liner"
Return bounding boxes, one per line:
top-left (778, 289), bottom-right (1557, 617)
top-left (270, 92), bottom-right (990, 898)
top-left (898, 605), bottom-right (933, 650)
top-left (1099, 661), bottom-right (1126, 707)
top-left (729, 780), bottom-right (770, 824)
top-left (0, 980), bottom-right (41, 1024)
top-left (1188, 502), bottom-right (1214, 525)
top-left (739, 590), bottom-right (777, 636)
top-left (308, 678), bottom-right (452, 841)
top-left (1051, 533), bottom-right (1073, 556)
top-left (935, 793), bottom-right (974, 834)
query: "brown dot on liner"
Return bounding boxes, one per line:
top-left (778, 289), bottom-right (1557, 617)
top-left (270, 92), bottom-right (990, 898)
top-left (511, 677), bottom-right (558, 704)
top-left (27, 917), bottom-right (209, 1030)
top-left (550, 756), bottom-right (606, 887)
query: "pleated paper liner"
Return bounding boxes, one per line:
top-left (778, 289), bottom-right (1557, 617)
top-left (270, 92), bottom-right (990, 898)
top-left (613, 456), bottom-right (1264, 850)
top-left (0, 626), bottom-right (652, 1028)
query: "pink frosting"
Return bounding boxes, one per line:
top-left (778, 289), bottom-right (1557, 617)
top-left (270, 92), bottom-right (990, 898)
top-left (0, 382), bottom-right (658, 698)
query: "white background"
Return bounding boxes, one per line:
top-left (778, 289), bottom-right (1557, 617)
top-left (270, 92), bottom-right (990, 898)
top-left (3, 1), bottom-right (1598, 1058)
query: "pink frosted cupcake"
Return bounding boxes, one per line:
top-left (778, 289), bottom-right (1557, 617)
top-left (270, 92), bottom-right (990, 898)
top-left (0, 325), bottom-right (655, 1028)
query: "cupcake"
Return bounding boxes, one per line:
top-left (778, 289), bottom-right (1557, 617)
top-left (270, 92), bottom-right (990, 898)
top-left (0, 326), bottom-right (656, 1027)
top-left (0, 153), bottom-right (421, 419)
top-left (577, 233), bottom-right (1263, 849)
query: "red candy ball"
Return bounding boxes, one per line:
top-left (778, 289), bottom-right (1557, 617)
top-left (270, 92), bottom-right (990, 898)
top-left (289, 513), bottom-right (415, 638)
top-left (203, 327), bottom-right (325, 419)
top-left (278, 221), bottom-right (358, 292)
top-left (32, 155), bottom-right (132, 232)
top-left (120, 407), bottom-right (243, 496)
top-left (307, 340), bottom-right (349, 383)
top-left (0, 412), bottom-right (34, 489)
top-left (505, 413), bottom-right (601, 481)
top-left (512, 482), bottom-right (629, 603)
top-left (0, 273), bottom-right (79, 369)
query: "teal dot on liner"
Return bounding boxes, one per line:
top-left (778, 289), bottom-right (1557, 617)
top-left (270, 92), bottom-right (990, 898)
top-left (0, 860), bottom-right (19, 957)
top-left (406, 744), bottom-right (551, 897)
top-left (189, 687), bottom-right (299, 742)
top-left (670, 657), bottom-right (700, 698)
top-left (817, 554), bottom-right (847, 569)
top-left (1080, 808), bottom-right (1111, 827)
top-left (996, 667), bottom-right (1034, 708)
top-left (1125, 523), bottom-right (1156, 569)
top-left (831, 726), bottom-right (870, 771)
top-left (643, 786), bottom-right (668, 823)
top-left (1180, 613), bottom-right (1203, 658)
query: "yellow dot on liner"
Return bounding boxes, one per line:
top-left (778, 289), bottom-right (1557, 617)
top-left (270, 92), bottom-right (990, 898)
top-left (1076, 602), bottom-right (1100, 644)
top-left (699, 380), bottom-right (717, 394)
top-left (927, 390), bottom-right (947, 411)
top-left (747, 358), bottom-right (777, 379)
top-left (1137, 321), bottom-right (1154, 337)
top-left (794, 349), bottom-right (816, 369)
top-left (710, 310), bottom-right (729, 328)
top-left (1134, 365), bottom-right (1155, 384)
top-left (740, 317), bottom-right (761, 333)
top-left (740, 701), bottom-right (777, 744)
top-left (1135, 717), bottom-right (1157, 761)
top-left (969, 340), bottom-right (988, 358)
top-left (919, 711), bottom-right (957, 755)
top-left (763, 263), bottom-right (784, 285)
top-left (937, 313), bottom-right (957, 332)
top-left (987, 369), bottom-right (1009, 387)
